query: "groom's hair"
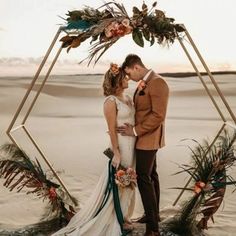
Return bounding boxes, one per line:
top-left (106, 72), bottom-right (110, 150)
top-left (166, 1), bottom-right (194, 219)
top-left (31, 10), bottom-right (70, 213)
top-left (121, 54), bottom-right (145, 69)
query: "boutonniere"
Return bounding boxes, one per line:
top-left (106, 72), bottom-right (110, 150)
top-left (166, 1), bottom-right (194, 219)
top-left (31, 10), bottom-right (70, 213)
top-left (138, 80), bottom-right (147, 96)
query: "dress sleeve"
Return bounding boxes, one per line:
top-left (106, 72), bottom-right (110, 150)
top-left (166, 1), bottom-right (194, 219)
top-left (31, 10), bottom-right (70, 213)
top-left (104, 95), bottom-right (120, 110)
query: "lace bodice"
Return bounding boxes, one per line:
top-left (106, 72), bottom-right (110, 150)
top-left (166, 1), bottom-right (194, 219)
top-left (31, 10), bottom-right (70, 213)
top-left (104, 95), bottom-right (136, 168)
top-left (104, 95), bottom-right (135, 126)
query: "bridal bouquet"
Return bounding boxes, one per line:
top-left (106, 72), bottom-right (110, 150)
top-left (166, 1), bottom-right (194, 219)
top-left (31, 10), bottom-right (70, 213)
top-left (115, 167), bottom-right (137, 189)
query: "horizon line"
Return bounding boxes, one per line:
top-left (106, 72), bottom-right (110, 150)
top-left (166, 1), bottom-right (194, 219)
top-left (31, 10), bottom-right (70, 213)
top-left (1, 70), bottom-right (236, 78)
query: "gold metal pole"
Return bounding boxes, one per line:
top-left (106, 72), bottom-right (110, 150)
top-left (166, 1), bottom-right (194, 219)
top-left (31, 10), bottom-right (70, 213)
top-left (177, 35), bottom-right (226, 122)
top-left (22, 46), bottom-right (63, 124)
top-left (184, 26), bottom-right (236, 124)
top-left (7, 133), bottom-right (22, 150)
top-left (225, 122), bottom-right (236, 130)
top-left (22, 125), bottom-right (77, 206)
top-left (9, 124), bottom-right (25, 133)
top-left (173, 26), bottom-right (236, 205)
top-left (5, 27), bottom-right (76, 205)
top-left (6, 27), bottom-right (62, 136)
top-left (173, 123), bottom-right (226, 206)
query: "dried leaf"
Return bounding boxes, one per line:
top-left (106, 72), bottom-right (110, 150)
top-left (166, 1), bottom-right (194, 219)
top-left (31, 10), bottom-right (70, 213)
top-left (60, 35), bottom-right (74, 48)
top-left (175, 24), bottom-right (186, 32)
top-left (155, 9), bottom-right (165, 19)
top-left (71, 38), bottom-right (81, 48)
top-left (152, 2), bottom-right (157, 8)
top-left (133, 6), bottom-right (141, 15)
top-left (142, 3), bottom-right (148, 10)
top-left (60, 35), bottom-right (72, 43)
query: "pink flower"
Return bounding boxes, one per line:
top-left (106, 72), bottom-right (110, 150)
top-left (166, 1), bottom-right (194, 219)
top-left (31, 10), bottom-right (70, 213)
top-left (105, 20), bottom-right (133, 39)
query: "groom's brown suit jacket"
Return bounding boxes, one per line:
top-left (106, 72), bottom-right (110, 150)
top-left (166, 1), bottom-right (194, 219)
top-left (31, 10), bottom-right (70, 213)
top-left (134, 71), bottom-right (169, 150)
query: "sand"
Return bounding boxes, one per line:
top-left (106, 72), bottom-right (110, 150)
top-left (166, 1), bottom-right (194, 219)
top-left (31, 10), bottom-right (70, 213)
top-left (0, 74), bottom-right (235, 235)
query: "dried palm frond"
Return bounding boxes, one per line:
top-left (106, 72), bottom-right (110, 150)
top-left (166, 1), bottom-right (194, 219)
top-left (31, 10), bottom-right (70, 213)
top-left (99, 1), bottom-right (129, 18)
top-left (165, 129), bottom-right (236, 235)
top-left (0, 143), bottom-right (76, 220)
top-left (81, 37), bottom-right (119, 66)
top-left (198, 185), bottom-right (226, 230)
top-left (0, 143), bottom-right (56, 193)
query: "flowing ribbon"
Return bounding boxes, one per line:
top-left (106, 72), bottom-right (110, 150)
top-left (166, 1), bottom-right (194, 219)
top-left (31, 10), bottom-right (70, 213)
top-left (94, 161), bottom-right (113, 217)
top-left (94, 160), bottom-right (129, 236)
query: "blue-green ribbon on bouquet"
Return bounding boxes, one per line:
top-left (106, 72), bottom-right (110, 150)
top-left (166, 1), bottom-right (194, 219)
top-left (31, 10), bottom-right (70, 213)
top-left (94, 160), bottom-right (129, 236)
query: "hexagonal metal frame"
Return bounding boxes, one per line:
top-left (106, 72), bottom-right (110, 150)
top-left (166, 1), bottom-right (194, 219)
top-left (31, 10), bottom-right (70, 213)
top-left (6, 25), bottom-right (236, 206)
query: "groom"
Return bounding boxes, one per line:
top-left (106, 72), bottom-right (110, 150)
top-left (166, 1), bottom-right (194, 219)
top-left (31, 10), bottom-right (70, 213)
top-left (118, 54), bottom-right (169, 236)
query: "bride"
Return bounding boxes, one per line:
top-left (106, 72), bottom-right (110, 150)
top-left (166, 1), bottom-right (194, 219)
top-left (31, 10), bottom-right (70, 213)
top-left (52, 63), bottom-right (136, 236)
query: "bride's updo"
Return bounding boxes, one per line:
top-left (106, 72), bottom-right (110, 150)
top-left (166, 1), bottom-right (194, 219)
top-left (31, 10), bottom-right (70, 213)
top-left (103, 63), bottom-right (126, 96)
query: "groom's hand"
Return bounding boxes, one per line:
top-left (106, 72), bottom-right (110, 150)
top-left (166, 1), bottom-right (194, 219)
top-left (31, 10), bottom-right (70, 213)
top-left (117, 123), bottom-right (135, 136)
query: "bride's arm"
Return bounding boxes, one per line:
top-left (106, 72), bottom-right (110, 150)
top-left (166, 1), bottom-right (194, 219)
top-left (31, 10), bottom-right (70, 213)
top-left (104, 99), bottom-right (121, 169)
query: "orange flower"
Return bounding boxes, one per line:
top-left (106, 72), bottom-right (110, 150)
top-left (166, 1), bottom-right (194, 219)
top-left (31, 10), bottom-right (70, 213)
top-left (138, 80), bottom-right (147, 94)
top-left (194, 181), bottom-right (206, 194)
top-left (115, 167), bottom-right (137, 189)
top-left (138, 80), bottom-right (146, 89)
top-left (110, 63), bottom-right (120, 76)
top-left (116, 169), bottom-right (126, 177)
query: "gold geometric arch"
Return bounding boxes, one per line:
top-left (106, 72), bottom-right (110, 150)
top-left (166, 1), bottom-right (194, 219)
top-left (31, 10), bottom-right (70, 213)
top-left (6, 24), bottom-right (236, 206)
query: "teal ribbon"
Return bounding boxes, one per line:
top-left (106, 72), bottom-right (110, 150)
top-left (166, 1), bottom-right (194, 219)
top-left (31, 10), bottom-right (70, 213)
top-left (93, 160), bottom-right (129, 236)
top-left (212, 181), bottom-right (236, 188)
top-left (65, 20), bottom-right (93, 30)
top-left (94, 161), bottom-right (113, 218)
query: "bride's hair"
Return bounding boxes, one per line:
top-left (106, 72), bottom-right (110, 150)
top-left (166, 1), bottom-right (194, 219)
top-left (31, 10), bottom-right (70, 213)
top-left (103, 63), bottom-right (125, 96)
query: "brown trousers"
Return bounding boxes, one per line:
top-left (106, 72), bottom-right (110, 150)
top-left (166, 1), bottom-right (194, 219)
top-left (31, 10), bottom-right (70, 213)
top-left (135, 149), bottom-right (160, 232)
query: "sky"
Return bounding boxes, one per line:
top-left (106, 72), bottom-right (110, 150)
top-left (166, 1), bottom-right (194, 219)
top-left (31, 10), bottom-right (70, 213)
top-left (0, 0), bottom-right (236, 76)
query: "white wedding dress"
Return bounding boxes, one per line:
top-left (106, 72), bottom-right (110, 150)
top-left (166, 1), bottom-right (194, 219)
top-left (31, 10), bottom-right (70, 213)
top-left (52, 95), bottom-right (136, 236)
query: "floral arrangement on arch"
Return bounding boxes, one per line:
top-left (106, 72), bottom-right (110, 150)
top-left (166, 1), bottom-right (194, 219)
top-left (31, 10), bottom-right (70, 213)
top-left (60, 1), bottom-right (185, 65)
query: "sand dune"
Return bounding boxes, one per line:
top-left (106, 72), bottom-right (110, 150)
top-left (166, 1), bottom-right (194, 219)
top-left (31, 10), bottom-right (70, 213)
top-left (0, 74), bottom-right (236, 236)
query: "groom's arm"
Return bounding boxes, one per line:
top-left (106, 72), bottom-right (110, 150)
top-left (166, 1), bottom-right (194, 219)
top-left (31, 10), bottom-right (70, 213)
top-left (134, 78), bottom-right (169, 136)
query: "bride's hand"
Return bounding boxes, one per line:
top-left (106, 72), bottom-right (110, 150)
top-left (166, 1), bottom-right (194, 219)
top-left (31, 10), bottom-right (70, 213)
top-left (112, 154), bottom-right (121, 169)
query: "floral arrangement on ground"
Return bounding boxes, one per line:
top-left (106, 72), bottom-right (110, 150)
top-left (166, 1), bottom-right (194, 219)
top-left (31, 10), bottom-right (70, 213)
top-left (0, 144), bottom-right (77, 228)
top-left (161, 129), bottom-right (236, 236)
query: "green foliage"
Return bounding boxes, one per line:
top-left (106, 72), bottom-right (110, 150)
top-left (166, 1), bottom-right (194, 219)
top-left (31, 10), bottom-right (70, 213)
top-left (61, 1), bottom-right (186, 65)
top-left (132, 29), bottom-right (144, 47)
